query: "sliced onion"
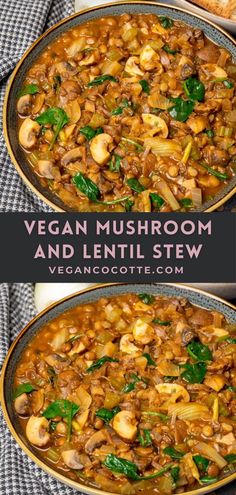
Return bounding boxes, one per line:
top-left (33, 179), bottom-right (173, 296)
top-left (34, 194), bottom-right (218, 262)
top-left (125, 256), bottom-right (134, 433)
top-left (157, 180), bottom-right (180, 211)
top-left (191, 188), bottom-right (202, 207)
top-left (194, 441), bottom-right (227, 469)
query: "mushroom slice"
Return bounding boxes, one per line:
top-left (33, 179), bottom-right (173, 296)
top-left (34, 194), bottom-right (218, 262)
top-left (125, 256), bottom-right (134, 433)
top-left (142, 114), bottom-right (168, 138)
top-left (38, 160), bottom-right (55, 180)
top-left (80, 53), bottom-right (96, 66)
top-left (62, 449), bottom-right (84, 470)
top-left (125, 56), bottom-right (144, 77)
top-left (19, 118), bottom-right (41, 149)
top-left (32, 93), bottom-right (45, 115)
top-left (26, 416), bottom-right (50, 447)
top-left (155, 383), bottom-right (190, 403)
top-left (85, 429), bottom-right (108, 453)
top-left (64, 99), bottom-right (81, 124)
top-left (112, 410), bottom-right (137, 441)
top-left (61, 147), bottom-right (84, 167)
top-left (31, 389), bottom-right (45, 414)
top-left (90, 133), bottom-right (113, 165)
top-left (14, 393), bottom-right (30, 416)
top-left (17, 95), bottom-right (32, 116)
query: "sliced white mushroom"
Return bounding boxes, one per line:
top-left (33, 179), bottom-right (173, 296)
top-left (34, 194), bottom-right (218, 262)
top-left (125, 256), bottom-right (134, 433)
top-left (19, 118), bottom-right (40, 149)
top-left (80, 53), bottom-right (96, 66)
top-left (38, 160), bottom-right (55, 179)
top-left (85, 429), bottom-right (108, 453)
top-left (90, 133), bottom-right (113, 165)
top-left (61, 147), bottom-right (84, 167)
top-left (112, 410), bottom-right (137, 441)
top-left (17, 95), bottom-right (32, 116)
top-left (140, 45), bottom-right (162, 72)
top-left (32, 93), bottom-right (45, 115)
top-left (26, 416), bottom-right (50, 447)
top-left (155, 383), bottom-right (190, 403)
top-left (132, 318), bottom-right (155, 344)
top-left (62, 449), bottom-right (84, 469)
top-left (68, 340), bottom-right (87, 356)
top-left (14, 393), bottom-right (30, 416)
top-left (142, 114), bottom-right (168, 138)
top-left (119, 334), bottom-right (140, 354)
top-left (31, 389), bottom-right (45, 414)
top-left (64, 100), bottom-right (81, 124)
top-left (125, 56), bottom-right (144, 77)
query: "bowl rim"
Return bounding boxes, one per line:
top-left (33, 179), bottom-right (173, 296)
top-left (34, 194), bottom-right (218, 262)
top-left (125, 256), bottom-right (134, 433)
top-left (0, 282), bottom-right (236, 495)
top-left (3, 0), bottom-right (236, 212)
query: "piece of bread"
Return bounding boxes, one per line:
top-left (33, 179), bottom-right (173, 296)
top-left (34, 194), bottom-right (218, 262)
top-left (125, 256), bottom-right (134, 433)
top-left (190, 0), bottom-right (236, 18)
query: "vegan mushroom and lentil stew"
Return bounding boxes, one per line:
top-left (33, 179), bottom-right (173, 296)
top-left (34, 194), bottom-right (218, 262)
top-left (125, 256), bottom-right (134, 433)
top-left (14, 293), bottom-right (236, 494)
top-left (17, 13), bottom-right (236, 211)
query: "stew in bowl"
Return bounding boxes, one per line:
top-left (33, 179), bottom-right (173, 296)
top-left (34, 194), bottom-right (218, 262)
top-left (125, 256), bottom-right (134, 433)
top-left (15, 9), bottom-right (236, 211)
top-left (10, 289), bottom-right (236, 494)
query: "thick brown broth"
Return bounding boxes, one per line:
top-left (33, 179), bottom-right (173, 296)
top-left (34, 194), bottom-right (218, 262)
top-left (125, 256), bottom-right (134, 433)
top-left (14, 293), bottom-right (236, 494)
top-left (17, 13), bottom-right (236, 211)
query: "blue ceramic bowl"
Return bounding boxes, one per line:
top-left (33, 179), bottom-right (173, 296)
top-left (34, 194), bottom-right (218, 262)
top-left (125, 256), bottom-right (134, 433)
top-left (1, 283), bottom-right (236, 495)
top-left (3, 1), bottom-right (236, 211)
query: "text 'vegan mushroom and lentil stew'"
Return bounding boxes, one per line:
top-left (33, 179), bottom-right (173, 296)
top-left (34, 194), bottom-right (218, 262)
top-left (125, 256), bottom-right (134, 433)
top-left (17, 13), bottom-right (236, 211)
top-left (14, 293), bottom-right (236, 494)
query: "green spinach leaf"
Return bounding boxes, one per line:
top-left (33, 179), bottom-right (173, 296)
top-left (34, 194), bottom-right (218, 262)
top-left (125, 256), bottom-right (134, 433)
top-left (171, 466), bottom-right (180, 485)
top-left (124, 198), bottom-right (134, 212)
top-left (179, 198), bottom-right (193, 208)
top-left (13, 383), bottom-right (37, 399)
top-left (126, 178), bottom-right (145, 193)
top-left (183, 78), bottom-right (205, 102)
top-left (88, 75), bottom-right (118, 87)
top-left (87, 356), bottom-right (119, 373)
top-left (200, 476), bottom-right (218, 484)
top-left (139, 80), bottom-right (150, 94)
top-left (163, 45), bottom-right (178, 55)
top-left (224, 454), bottom-right (236, 463)
top-left (96, 406), bottom-right (121, 424)
top-left (138, 293), bottom-right (155, 305)
top-left (163, 446), bottom-right (185, 460)
top-left (18, 84), bottom-right (39, 97)
top-left (42, 399), bottom-right (79, 440)
top-left (200, 162), bottom-right (228, 181)
top-left (79, 126), bottom-right (103, 140)
top-left (152, 318), bottom-right (171, 326)
top-left (103, 454), bottom-right (173, 480)
top-left (159, 16), bottom-right (174, 29)
top-left (143, 353), bottom-right (156, 367)
top-left (138, 429), bottom-right (152, 447)
top-left (187, 340), bottom-right (212, 361)
top-left (109, 153), bottom-right (122, 172)
top-left (36, 107), bottom-right (69, 149)
top-left (181, 362), bottom-right (207, 383)
top-left (150, 193), bottom-right (165, 209)
top-left (193, 455), bottom-right (209, 472)
top-left (168, 97), bottom-right (194, 122)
